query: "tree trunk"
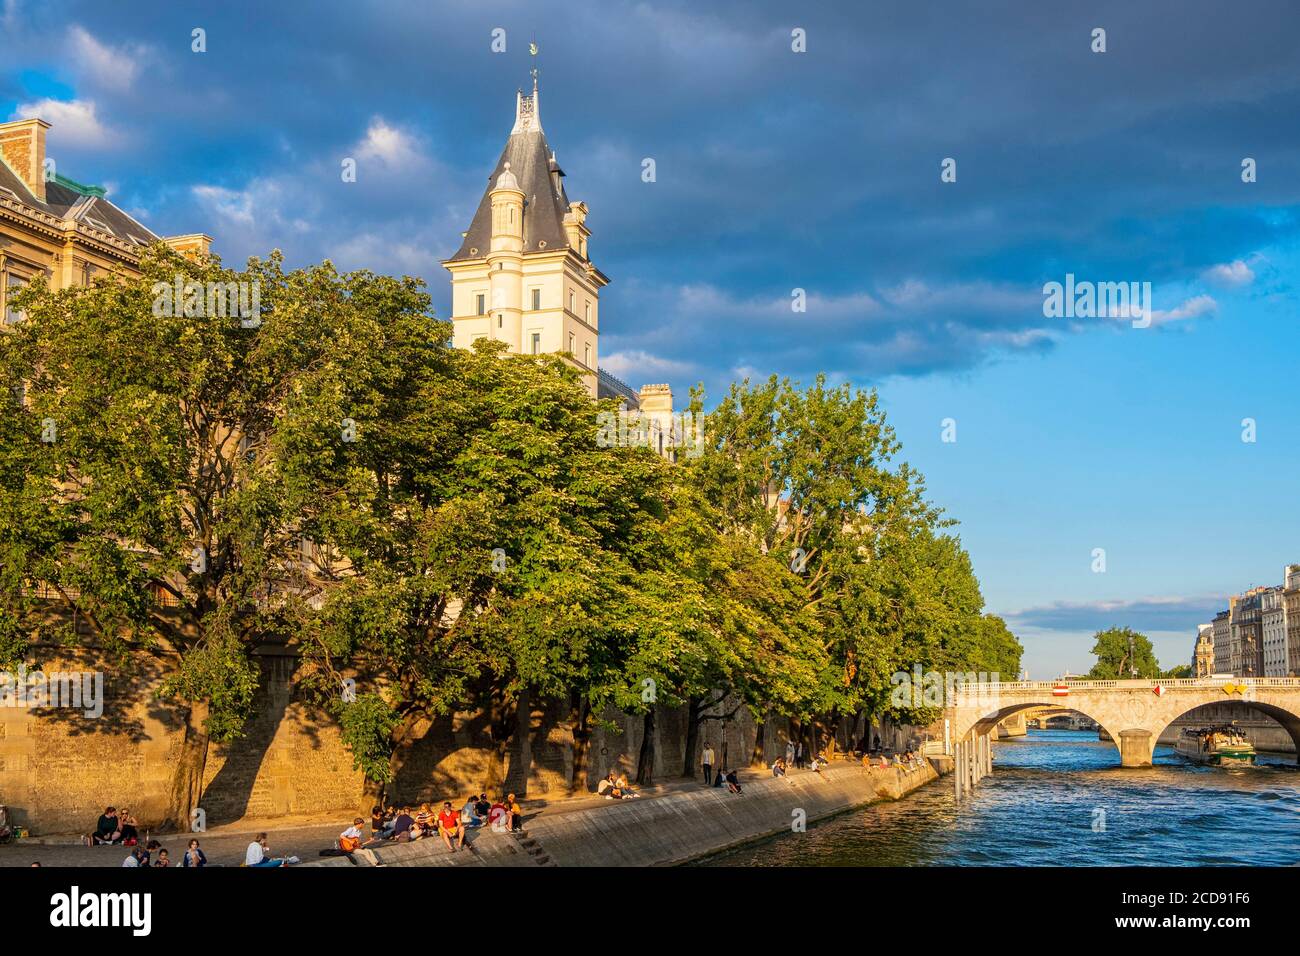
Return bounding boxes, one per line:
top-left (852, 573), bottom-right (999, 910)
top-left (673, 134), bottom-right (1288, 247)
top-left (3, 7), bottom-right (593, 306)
top-left (634, 708), bottom-right (656, 785)
top-left (166, 700), bottom-right (210, 831)
top-left (486, 690), bottom-right (518, 796)
top-left (682, 695), bottom-right (702, 777)
top-left (358, 775), bottom-right (386, 821)
top-left (569, 694), bottom-right (592, 795)
top-left (750, 709), bottom-right (767, 767)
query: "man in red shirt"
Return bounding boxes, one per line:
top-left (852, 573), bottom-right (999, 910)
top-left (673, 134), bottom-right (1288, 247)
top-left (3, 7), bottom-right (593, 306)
top-left (437, 801), bottom-right (465, 852)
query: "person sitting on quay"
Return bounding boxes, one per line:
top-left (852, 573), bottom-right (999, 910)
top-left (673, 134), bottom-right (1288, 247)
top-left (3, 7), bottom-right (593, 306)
top-left (153, 848), bottom-right (171, 867)
top-left (725, 768), bottom-right (743, 794)
top-left (712, 766), bottom-right (727, 788)
top-left (370, 805), bottom-right (388, 838)
top-left (92, 807), bottom-right (122, 846)
top-left (339, 818), bottom-right (366, 853)
top-left (615, 772), bottom-right (641, 798)
top-left (245, 832), bottom-right (292, 867)
top-left (390, 806), bottom-right (416, 842)
top-left (415, 803), bottom-right (434, 838)
top-left (461, 795), bottom-right (484, 829)
top-left (475, 793), bottom-right (491, 820)
top-left (598, 771), bottom-right (626, 800)
top-left (118, 807), bottom-right (141, 845)
top-left (122, 845), bottom-right (150, 868)
top-left (438, 801), bottom-right (466, 852)
top-left (771, 756), bottom-right (787, 778)
top-left (182, 838), bottom-right (207, 868)
top-left (506, 793), bottom-right (524, 831)
top-left (488, 796), bottom-right (509, 829)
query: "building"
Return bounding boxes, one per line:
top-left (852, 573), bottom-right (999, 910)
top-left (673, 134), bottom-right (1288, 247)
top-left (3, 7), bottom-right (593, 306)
top-left (441, 76), bottom-right (676, 447)
top-left (1212, 609), bottom-right (1232, 675)
top-left (0, 116), bottom-right (208, 317)
top-left (1284, 565), bottom-right (1300, 676)
top-left (1193, 623), bottom-right (1215, 677)
top-left (1229, 588), bottom-right (1266, 677)
top-left (1261, 585), bottom-right (1287, 677)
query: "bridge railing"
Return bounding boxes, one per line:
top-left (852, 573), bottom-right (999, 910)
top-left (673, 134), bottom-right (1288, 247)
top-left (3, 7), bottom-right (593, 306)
top-left (951, 677), bottom-right (1300, 694)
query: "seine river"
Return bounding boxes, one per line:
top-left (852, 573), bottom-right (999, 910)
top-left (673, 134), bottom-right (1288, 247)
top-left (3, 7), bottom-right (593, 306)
top-left (701, 730), bottom-right (1300, 866)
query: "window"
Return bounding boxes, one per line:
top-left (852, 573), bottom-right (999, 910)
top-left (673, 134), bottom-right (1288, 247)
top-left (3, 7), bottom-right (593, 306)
top-left (476, 293), bottom-right (486, 316)
top-left (5, 274), bottom-right (26, 324)
top-left (568, 290), bottom-right (574, 312)
top-left (584, 301), bottom-right (590, 323)
top-left (568, 332), bottom-right (575, 354)
top-left (584, 343), bottom-right (590, 367)
top-left (498, 314), bottom-right (503, 328)
top-left (531, 333), bottom-right (541, 355)
top-left (531, 288), bottom-right (541, 311)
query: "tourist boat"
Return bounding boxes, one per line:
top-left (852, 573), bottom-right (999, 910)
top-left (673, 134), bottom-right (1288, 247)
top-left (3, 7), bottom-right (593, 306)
top-left (1174, 725), bottom-right (1256, 766)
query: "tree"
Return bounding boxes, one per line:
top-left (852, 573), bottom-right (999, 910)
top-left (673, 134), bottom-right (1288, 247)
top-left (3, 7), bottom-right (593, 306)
top-left (293, 336), bottom-right (678, 799)
top-left (0, 246), bottom-right (425, 826)
top-left (1087, 627), bottom-right (1160, 679)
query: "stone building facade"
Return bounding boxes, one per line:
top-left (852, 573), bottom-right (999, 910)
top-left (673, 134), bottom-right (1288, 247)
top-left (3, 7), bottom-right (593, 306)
top-left (0, 116), bottom-right (208, 311)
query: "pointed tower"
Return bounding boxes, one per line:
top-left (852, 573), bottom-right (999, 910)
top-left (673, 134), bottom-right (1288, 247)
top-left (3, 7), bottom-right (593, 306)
top-left (443, 75), bottom-right (609, 397)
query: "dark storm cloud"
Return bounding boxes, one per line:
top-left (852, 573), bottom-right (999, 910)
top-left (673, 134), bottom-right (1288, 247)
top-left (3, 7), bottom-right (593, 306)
top-left (4, 0), bottom-right (1298, 395)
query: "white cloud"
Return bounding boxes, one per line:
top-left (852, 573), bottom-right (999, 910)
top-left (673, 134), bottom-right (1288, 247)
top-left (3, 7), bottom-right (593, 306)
top-left (600, 349), bottom-right (695, 381)
top-left (11, 98), bottom-right (116, 148)
top-left (1201, 259), bottom-right (1255, 287)
top-left (192, 179), bottom-right (310, 235)
top-left (68, 25), bottom-right (148, 93)
top-left (1150, 294), bottom-right (1216, 326)
top-left (353, 117), bottom-right (426, 171)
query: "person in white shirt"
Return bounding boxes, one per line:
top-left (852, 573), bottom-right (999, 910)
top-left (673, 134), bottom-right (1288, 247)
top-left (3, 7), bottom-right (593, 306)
top-left (701, 744), bottom-right (715, 786)
top-left (245, 832), bottom-right (284, 867)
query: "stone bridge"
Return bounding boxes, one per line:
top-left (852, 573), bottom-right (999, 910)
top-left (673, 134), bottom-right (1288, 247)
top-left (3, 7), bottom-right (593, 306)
top-left (948, 677), bottom-right (1300, 767)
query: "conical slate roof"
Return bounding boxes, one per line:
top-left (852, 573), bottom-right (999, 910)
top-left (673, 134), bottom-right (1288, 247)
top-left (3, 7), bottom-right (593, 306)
top-left (448, 82), bottom-right (574, 261)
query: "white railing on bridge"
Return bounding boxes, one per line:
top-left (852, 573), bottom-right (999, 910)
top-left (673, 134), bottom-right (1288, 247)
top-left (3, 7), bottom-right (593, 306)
top-left (952, 677), bottom-right (1300, 693)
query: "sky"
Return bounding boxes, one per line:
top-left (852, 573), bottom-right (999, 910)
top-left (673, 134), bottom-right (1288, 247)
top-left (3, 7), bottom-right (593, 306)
top-left (2, 0), bottom-right (1297, 678)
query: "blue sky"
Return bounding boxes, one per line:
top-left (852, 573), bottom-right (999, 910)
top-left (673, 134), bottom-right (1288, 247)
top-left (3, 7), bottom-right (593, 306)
top-left (2, 0), bottom-right (1297, 677)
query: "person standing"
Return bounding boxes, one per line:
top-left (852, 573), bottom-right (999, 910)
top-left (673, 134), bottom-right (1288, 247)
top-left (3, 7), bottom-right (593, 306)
top-left (784, 740), bottom-right (795, 767)
top-left (701, 743), bottom-right (715, 786)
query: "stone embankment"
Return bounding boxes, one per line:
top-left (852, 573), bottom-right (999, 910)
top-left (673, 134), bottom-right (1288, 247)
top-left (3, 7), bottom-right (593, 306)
top-left (305, 759), bottom-right (945, 868)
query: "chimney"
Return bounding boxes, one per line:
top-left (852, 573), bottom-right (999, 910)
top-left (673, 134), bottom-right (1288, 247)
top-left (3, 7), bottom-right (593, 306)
top-left (164, 234), bottom-right (215, 259)
top-left (0, 117), bottom-right (51, 203)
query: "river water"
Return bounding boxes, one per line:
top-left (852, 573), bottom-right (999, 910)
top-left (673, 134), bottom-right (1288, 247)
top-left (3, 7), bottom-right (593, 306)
top-left (700, 730), bottom-right (1300, 866)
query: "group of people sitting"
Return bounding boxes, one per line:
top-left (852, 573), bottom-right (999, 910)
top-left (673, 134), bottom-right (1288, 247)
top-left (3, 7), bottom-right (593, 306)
top-left (349, 793), bottom-right (523, 855)
top-left (119, 838), bottom-right (211, 868)
top-left (88, 806), bottom-right (141, 846)
top-left (862, 749), bottom-right (927, 771)
top-left (596, 770), bottom-right (641, 800)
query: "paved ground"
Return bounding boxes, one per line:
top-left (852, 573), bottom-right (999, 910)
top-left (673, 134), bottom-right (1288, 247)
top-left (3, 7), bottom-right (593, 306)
top-left (2, 759), bottom-right (869, 867)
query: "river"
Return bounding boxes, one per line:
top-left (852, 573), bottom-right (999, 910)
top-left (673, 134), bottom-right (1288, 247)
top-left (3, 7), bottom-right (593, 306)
top-left (700, 729), bottom-right (1300, 866)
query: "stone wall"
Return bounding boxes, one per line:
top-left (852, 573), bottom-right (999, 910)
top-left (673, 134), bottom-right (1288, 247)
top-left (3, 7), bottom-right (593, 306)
top-left (1, 644), bottom-right (931, 835)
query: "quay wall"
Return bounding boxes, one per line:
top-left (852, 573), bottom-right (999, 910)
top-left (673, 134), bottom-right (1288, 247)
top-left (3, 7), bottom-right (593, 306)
top-left (303, 760), bottom-right (944, 868)
top-left (1, 643), bottom-right (930, 835)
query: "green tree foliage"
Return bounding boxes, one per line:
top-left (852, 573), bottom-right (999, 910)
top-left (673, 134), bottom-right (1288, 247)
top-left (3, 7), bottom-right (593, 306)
top-left (2, 257), bottom-right (1025, 812)
top-left (1087, 627), bottom-right (1161, 679)
top-left (0, 246), bottom-right (429, 824)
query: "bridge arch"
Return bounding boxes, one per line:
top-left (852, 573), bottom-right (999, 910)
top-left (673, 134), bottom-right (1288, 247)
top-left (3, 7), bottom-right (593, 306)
top-left (948, 679), bottom-right (1300, 768)
top-left (965, 701), bottom-right (1128, 765)
top-left (1154, 700), bottom-right (1300, 762)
